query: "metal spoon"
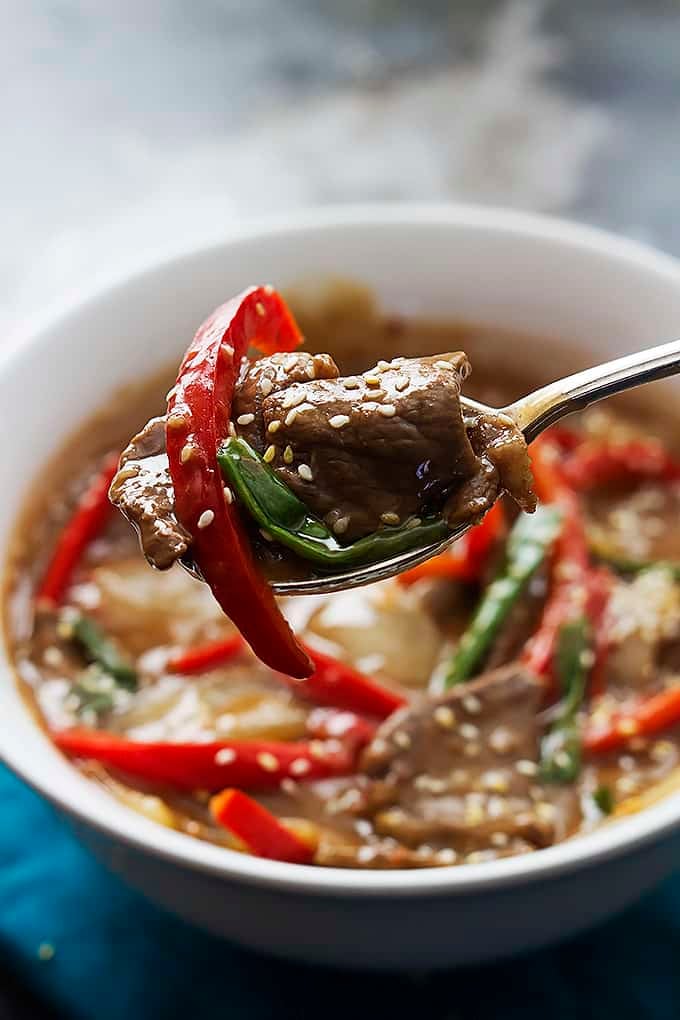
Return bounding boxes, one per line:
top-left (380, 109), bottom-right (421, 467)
top-left (181, 339), bottom-right (680, 596)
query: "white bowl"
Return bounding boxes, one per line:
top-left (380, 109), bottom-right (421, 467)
top-left (3, 205), bottom-right (680, 971)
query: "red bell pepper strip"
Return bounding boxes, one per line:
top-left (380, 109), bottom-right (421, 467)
top-left (562, 439), bottom-right (680, 491)
top-left (36, 453), bottom-right (119, 607)
top-left (167, 634), bottom-right (245, 674)
top-left (210, 789), bottom-right (315, 864)
top-left (53, 728), bottom-right (361, 791)
top-left (584, 685), bottom-right (680, 755)
top-left (522, 439), bottom-right (590, 680)
top-left (398, 502), bottom-right (504, 588)
top-left (281, 644), bottom-right (406, 720)
top-left (166, 287), bottom-right (312, 679)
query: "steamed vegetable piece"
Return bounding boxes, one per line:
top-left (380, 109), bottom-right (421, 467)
top-left (165, 287), bottom-right (312, 679)
top-left (53, 727), bottom-right (370, 791)
top-left (539, 617), bottom-right (590, 783)
top-left (210, 789), bottom-right (315, 864)
top-left (63, 613), bottom-right (138, 690)
top-left (397, 502), bottom-right (504, 587)
top-left (36, 453), bottom-right (119, 607)
top-left (218, 436), bottom-right (451, 569)
top-left (443, 504), bottom-right (562, 688)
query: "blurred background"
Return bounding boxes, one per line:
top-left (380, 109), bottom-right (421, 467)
top-left (3, 0), bottom-right (680, 339)
top-left (3, 1), bottom-right (680, 1017)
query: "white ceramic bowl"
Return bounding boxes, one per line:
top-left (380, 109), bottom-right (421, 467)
top-left (3, 205), bottom-right (680, 971)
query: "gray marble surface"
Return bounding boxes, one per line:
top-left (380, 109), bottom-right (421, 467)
top-left (2, 0), bottom-right (680, 339)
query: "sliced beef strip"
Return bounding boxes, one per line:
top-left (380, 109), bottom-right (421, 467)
top-left (256, 352), bottom-right (533, 541)
top-left (357, 664), bottom-right (579, 855)
top-left (109, 416), bottom-right (191, 570)
top-left (232, 351), bottom-right (339, 454)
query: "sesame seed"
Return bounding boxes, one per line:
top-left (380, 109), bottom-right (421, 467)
top-left (186, 820), bottom-right (201, 835)
top-left (481, 770), bottom-right (509, 794)
top-left (284, 409), bottom-right (298, 427)
top-left (228, 422), bottom-right (237, 437)
top-left (618, 718), bottom-right (639, 737)
top-left (377, 403), bottom-right (396, 418)
top-left (435, 359), bottom-right (455, 371)
top-left (215, 748), bottom-right (236, 765)
top-left (650, 740), bottom-right (674, 762)
top-left (376, 360), bottom-right (391, 372)
top-left (464, 803), bottom-right (485, 826)
top-left (393, 730), bottom-right (411, 749)
top-left (342, 377), bottom-right (360, 389)
top-left (535, 802), bottom-right (556, 823)
top-left (306, 363), bottom-right (316, 380)
top-left (405, 517), bottom-right (422, 530)
top-left (197, 509), bottom-right (214, 529)
top-left (282, 388), bottom-right (305, 409)
top-left (489, 727), bottom-right (516, 755)
top-left (223, 486), bottom-right (233, 504)
top-left (333, 516), bottom-right (350, 535)
top-left (255, 300), bottom-right (266, 317)
top-left (309, 740), bottom-right (327, 760)
top-left (554, 751), bottom-right (571, 770)
top-left (460, 722), bottom-right (480, 741)
top-left (180, 443), bottom-right (194, 463)
top-left (263, 445), bottom-right (276, 463)
top-left (290, 758), bottom-right (311, 776)
top-left (395, 375), bottom-right (409, 391)
top-left (268, 419), bottom-right (282, 433)
top-left (220, 343), bottom-right (233, 360)
top-left (414, 775), bottom-right (447, 793)
top-left (380, 511), bottom-right (401, 525)
top-left (166, 413), bottom-right (187, 430)
top-left (298, 463), bottom-right (313, 482)
top-left (260, 376), bottom-right (273, 396)
top-left (237, 413), bottom-right (255, 426)
top-left (259, 529), bottom-right (274, 542)
top-left (257, 751), bottom-right (279, 772)
top-left (617, 775), bottom-right (637, 795)
top-left (436, 848), bottom-right (457, 864)
top-left (364, 375), bottom-right (381, 386)
top-left (434, 705), bottom-right (456, 730)
top-left (283, 445), bottom-right (294, 464)
top-left (43, 646), bottom-right (63, 668)
top-left (37, 943), bottom-right (55, 962)
top-left (490, 832), bottom-right (509, 848)
top-left (462, 694), bottom-right (482, 715)
top-left (329, 414), bottom-right (351, 429)
top-left (516, 759), bottom-right (538, 777)
top-left (280, 778), bottom-right (297, 795)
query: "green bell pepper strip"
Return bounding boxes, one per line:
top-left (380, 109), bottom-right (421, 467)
top-left (217, 437), bottom-right (451, 569)
top-left (442, 504), bottom-right (562, 689)
top-left (60, 613), bottom-right (138, 691)
top-left (539, 616), bottom-right (590, 783)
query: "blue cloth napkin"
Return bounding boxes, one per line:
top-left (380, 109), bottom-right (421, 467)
top-left (2, 761), bottom-right (680, 1020)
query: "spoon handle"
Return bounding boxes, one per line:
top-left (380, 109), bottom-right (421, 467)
top-left (506, 338), bottom-right (680, 444)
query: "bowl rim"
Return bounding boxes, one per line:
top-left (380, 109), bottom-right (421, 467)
top-left (4, 201), bottom-right (680, 899)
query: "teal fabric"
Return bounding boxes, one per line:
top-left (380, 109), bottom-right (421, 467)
top-left (2, 761), bottom-right (679, 1020)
